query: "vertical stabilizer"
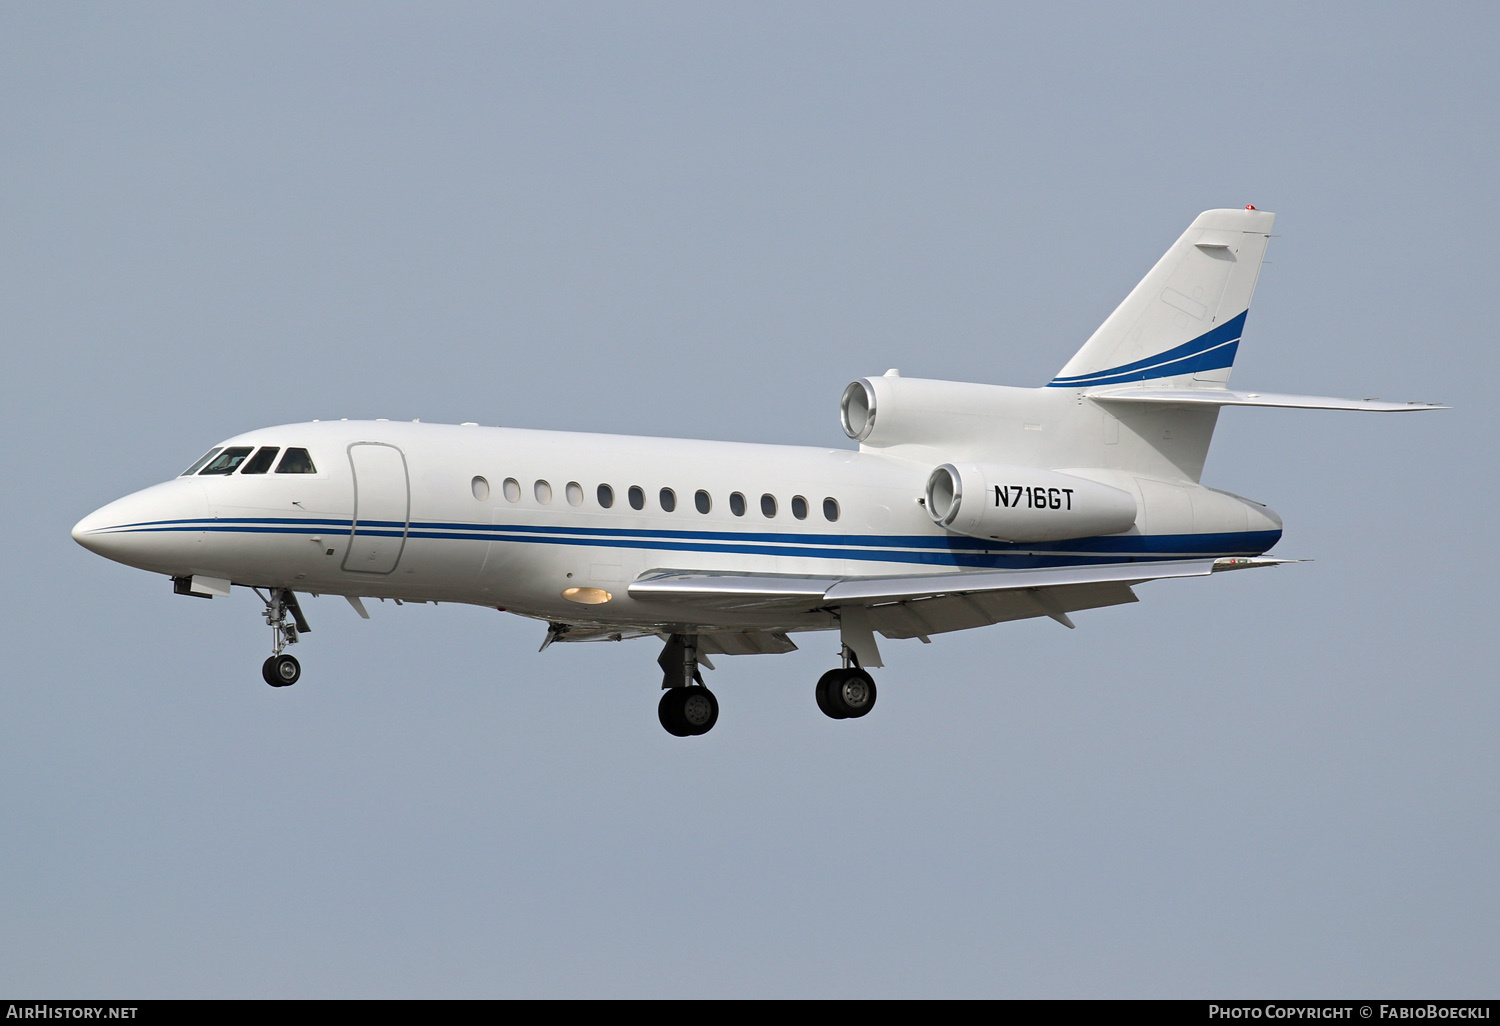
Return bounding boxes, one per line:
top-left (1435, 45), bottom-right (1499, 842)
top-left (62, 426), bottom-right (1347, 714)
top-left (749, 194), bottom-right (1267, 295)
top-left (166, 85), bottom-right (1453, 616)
top-left (1050, 208), bottom-right (1274, 389)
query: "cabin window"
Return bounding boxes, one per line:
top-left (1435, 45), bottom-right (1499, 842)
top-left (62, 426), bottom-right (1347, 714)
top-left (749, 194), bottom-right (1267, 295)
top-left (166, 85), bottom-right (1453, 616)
top-left (760, 493), bottom-right (777, 518)
top-left (274, 448), bottom-right (317, 474)
top-left (503, 478), bottom-right (521, 502)
top-left (240, 447), bottom-right (281, 475)
top-left (597, 484), bottom-right (614, 508)
top-left (628, 486), bottom-right (645, 510)
top-left (534, 480), bottom-right (552, 504)
top-left (566, 481), bottom-right (584, 506)
top-left (181, 448), bottom-right (223, 476)
top-left (694, 490), bottom-right (711, 514)
top-left (729, 492), bottom-right (747, 517)
top-left (472, 476), bottom-right (490, 501)
top-left (199, 447), bottom-right (254, 475)
top-left (823, 498), bottom-right (840, 522)
top-left (791, 495), bottom-right (808, 520)
top-left (659, 488), bottom-right (676, 512)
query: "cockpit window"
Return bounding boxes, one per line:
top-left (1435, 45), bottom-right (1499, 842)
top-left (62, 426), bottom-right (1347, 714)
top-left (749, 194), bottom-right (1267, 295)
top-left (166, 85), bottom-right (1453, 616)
top-left (240, 446), bottom-right (280, 475)
top-left (275, 448), bottom-right (317, 474)
top-left (181, 448), bottom-right (223, 476)
top-left (199, 447), bottom-right (254, 475)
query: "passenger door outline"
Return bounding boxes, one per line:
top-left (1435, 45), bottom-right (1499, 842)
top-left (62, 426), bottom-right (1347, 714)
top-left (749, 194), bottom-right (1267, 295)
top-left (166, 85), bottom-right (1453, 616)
top-left (342, 442), bottom-right (410, 574)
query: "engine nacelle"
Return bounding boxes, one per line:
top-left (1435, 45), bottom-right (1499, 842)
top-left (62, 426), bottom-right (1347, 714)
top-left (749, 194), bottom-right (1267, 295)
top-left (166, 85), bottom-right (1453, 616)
top-left (839, 374), bottom-right (1043, 451)
top-left (924, 463), bottom-right (1138, 542)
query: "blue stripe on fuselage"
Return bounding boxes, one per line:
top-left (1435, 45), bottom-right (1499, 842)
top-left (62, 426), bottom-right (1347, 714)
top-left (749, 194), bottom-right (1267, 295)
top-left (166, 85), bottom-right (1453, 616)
top-left (89, 514), bottom-right (1282, 570)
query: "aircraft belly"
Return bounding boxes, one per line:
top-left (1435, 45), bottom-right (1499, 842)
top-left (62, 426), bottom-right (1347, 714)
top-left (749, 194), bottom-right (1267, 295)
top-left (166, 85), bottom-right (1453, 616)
top-left (482, 541), bottom-right (838, 629)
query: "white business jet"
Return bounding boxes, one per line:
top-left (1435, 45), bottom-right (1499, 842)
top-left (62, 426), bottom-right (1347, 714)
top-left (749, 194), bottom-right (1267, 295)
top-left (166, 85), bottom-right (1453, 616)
top-left (73, 207), bottom-right (1440, 736)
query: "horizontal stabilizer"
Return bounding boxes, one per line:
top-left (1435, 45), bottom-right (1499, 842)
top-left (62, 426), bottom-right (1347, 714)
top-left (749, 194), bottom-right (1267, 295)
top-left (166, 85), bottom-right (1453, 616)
top-left (1086, 387), bottom-right (1446, 412)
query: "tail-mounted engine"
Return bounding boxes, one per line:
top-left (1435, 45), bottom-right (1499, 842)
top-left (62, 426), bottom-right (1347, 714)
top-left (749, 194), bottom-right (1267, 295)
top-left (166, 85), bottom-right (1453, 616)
top-left (839, 374), bottom-right (1034, 451)
top-left (924, 463), bottom-right (1137, 543)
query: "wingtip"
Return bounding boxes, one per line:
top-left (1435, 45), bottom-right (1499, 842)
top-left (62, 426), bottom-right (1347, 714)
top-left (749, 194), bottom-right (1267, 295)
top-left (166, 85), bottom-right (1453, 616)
top-left (1212, 556), bottom-right (1305, 571)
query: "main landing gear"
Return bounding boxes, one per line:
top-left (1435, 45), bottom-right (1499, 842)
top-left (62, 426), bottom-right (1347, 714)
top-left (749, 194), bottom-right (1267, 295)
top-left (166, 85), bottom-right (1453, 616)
top-left (815, 647), bottom-right (878, 720)
top-left (651, 635), bottom-right (879, 735)
top-left (254, 587), bottom-right (311, 688)
top-left (657, 633), bottom-right (719, 737)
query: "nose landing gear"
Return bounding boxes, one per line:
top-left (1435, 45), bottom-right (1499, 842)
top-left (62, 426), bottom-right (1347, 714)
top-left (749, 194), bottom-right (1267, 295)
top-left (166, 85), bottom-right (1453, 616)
top-left (254, 587), bottom-right (310, 688)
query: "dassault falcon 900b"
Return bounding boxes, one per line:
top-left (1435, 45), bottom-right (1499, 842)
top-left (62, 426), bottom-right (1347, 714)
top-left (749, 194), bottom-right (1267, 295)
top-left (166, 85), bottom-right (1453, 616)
top-left (73, 207), bottom-right (1440, 736)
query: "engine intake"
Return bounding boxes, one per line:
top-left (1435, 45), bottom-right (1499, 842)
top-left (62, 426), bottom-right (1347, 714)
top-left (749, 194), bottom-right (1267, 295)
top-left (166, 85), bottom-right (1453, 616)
top-left (924, 463), bottom-right (1137, 542)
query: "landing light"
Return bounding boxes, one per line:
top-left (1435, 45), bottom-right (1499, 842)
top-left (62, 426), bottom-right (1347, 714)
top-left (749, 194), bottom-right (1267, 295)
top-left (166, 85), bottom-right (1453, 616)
top-left (562, 587), bottom-right (612, 605)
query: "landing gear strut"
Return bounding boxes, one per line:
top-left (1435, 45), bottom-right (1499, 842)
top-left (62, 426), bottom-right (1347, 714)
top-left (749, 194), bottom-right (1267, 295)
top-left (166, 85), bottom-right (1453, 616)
top-left (815, 646), bottom-right (877, 720)
top-left (657, 633), bottom-right (718, 736)
top-left (254, 587), bottom-right (310, 688)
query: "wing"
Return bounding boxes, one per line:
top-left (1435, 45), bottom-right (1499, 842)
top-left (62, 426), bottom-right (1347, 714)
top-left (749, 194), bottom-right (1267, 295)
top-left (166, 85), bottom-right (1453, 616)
top-left (629, 556), bottom-right (1292, 639)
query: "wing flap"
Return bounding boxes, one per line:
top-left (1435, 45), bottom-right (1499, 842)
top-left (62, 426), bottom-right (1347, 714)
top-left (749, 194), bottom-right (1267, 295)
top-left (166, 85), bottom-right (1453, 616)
top-left (629, 570), bottom-right (841, 611)
top-left (822, 558), bottom-right (1216, 603)
top-left (531, 617), bottom-right (798, 655)
top-left (867, 581), bottom-right (1140, 639)
top-left (698, 631), bottom-right (799, 656)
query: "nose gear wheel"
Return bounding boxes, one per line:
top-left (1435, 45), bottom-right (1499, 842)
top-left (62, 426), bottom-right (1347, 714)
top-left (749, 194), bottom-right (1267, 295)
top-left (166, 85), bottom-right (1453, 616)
top-left (262, 653), bottom-right (301, 687)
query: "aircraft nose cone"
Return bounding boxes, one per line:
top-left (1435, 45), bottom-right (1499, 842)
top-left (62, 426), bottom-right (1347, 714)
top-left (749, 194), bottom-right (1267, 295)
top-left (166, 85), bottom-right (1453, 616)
top-left (71, 507), bottom-right (110, 554)
top-left (71, 496), bottom-right (148, 561)
top-left (71, 479), bottom-right (209, 571)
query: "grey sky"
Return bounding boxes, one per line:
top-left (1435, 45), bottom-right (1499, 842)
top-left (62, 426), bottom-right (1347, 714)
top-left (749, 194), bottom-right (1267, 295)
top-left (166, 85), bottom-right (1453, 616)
top-left (2, 2), bottom-right (1494, 997)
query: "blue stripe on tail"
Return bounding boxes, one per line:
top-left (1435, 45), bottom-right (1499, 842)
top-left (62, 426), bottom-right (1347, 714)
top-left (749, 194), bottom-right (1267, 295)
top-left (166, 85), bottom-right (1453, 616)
top-left (1047, 311), bottom-right (1247, 388)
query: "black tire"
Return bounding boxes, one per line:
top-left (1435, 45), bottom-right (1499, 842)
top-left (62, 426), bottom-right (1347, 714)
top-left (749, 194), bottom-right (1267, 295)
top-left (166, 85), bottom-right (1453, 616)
top-left (262, 654), bottom-right (300, 688)
top-left (681, 687), bottom-right (719, 735)
top-left (815, 669), bottom-right (849, 719)
top-left (659, 686), bottom-right (719, 736)
top-left (658, 688), bottom-right (692, 736)
top-left (828, 668), bottom-right (876, 718)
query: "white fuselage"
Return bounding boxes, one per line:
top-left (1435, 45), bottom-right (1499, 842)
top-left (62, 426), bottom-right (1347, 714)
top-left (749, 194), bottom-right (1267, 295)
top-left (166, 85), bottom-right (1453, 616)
top-left (68, 207), bottom-right (1435, 735)
top-left (73, 415), bottom-right (1283, 637)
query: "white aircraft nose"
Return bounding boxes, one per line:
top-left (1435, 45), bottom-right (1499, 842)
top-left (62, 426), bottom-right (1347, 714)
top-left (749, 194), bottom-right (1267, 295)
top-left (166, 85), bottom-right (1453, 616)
top-left (71, 506), bottom-right (111, 553)
top-left (71, 479), bottom-right (210, 571)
